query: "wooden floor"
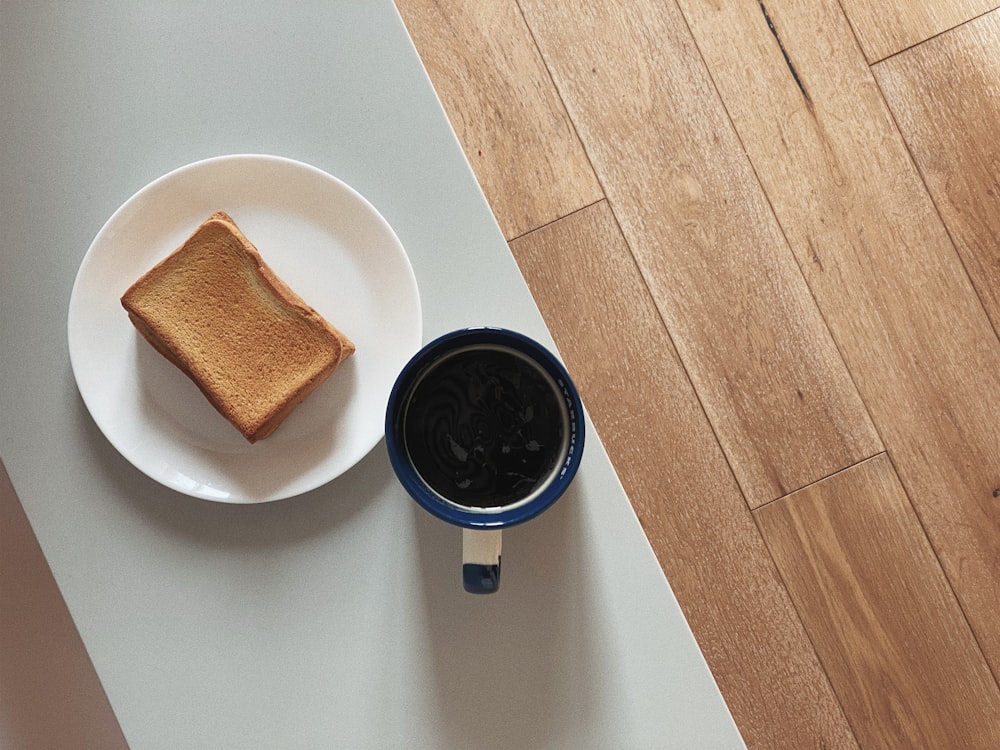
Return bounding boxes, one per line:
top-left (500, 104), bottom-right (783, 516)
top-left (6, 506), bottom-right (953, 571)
top-left (395, 1), bottom-right (1000, 747)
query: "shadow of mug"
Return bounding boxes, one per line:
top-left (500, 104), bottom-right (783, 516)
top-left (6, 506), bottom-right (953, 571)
top-left (385, 327), bottom-right (585, 593)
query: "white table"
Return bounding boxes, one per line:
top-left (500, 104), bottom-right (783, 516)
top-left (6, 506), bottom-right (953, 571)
top-left (0, 3), bottom-right (744, 747)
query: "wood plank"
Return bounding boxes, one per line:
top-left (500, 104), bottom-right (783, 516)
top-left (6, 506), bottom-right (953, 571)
top-left (509, 200), bottom-right (859, 749)
top-left (517, 0), bottom-right (880, 508)
top-left (837, 0), bottom-right (998, 63)
top-left (874, 11), bottom-right (1000, 334)
top-left (393, 0), bottom-right (602, 240)
top-left (0, 460), bottom-right (128, 748)
top-left (674, 0), bottom-right (1000, 675)
top-left (755, 454), bottom-right (1000, 749)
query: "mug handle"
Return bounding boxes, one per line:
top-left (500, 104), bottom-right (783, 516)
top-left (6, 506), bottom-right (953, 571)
top-left (462, 528), bottom-right (502, 594)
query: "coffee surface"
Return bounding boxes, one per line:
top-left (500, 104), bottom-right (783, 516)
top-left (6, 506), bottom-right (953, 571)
top-left (403, 346), bottom-right (567, 507)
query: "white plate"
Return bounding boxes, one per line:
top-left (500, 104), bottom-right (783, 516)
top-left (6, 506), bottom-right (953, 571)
top-left (68, 154), bottom-right (422, 502)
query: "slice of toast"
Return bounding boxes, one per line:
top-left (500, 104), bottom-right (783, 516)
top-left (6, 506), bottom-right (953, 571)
top-left (121, 211), bottom-right (355, 443)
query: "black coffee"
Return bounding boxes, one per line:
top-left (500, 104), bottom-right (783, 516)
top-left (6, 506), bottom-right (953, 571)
top-left (402, 345), bottom-right (568, 508)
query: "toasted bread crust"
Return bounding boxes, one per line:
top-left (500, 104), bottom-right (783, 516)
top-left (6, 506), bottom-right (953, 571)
top-left (121, 211), bottom-right (355, 442)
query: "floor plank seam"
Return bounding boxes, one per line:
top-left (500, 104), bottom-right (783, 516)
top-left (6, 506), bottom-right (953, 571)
top-left (747, 491), bottom-right (865, 749)
top-left (870, 53), bottom-right (1000, 349)
top-left (832, 0), bottom-right (871, 65)
top-left (752, 451), bottom-right (886, 511)
top-left (877, 449), bottom-right (1000, 693)
top-left (596, 193), bottom-right (768, 522)
top-left (505, 198), bottom-right (606, 244)
top-left (671, 0), bottom-right (891, 499)
top-left (859, 5), bottom-right (1000, 65)
top-left (512, 0), bottom-right (612, 237)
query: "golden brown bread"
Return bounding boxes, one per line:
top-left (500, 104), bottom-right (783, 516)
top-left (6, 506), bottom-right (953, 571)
top-left (121, 211), bottom-right (355, 443)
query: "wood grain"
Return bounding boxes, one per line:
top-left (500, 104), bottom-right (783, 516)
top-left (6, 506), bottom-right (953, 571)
top-left (0, 459), bottom-right (128, 749)
top-left (516, 0), bottom-right (880, 508)
top-left (676, 0), bottom-right (1000, 678)
top-left (874, 10), bottom-right (1000, 334)
top-left (393, 0), bottom-right (602, 240)
top-left (395, 0), bottom-right (1000, 744)
top-left (837, 0), bottom-right (997, 62)
top-left (755, 454), bottom-right (1000, 749)
top-left (510, 200), bottom-right (859, 749)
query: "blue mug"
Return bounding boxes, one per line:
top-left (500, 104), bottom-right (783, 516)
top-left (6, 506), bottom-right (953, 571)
top-left (385, 328), bottom-right (585, 593)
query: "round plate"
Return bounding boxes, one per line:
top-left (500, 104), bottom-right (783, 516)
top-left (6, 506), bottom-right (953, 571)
top-left (68, 154), bottom-right (422, 502)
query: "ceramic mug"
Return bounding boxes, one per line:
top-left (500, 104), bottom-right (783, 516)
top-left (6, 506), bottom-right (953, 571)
top-left (385, 327), bottom-right (585, 593)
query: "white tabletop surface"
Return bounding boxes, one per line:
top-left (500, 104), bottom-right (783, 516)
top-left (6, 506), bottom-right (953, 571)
top-left (0, 2), bottom-right (744, 748)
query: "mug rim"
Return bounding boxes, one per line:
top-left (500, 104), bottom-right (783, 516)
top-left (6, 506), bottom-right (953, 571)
top-left (385, 327), bottom-right (585, 529)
